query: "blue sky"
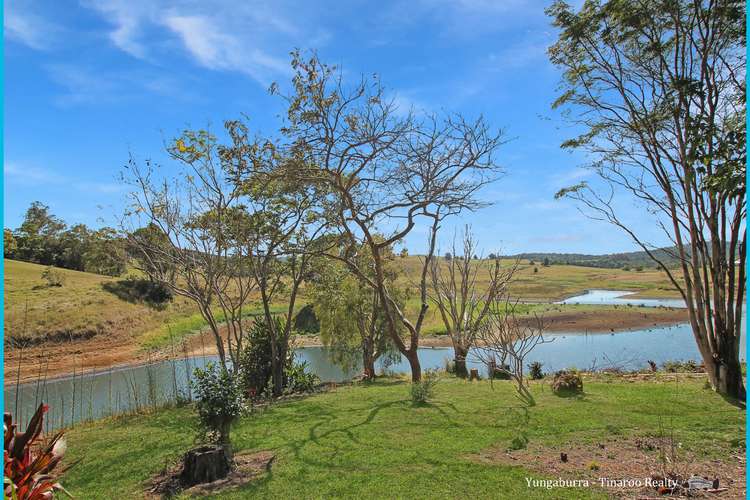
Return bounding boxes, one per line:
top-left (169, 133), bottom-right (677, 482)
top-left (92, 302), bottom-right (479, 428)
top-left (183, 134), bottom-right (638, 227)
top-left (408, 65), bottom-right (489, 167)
top-left (4, 0), bottom-right (667, 255)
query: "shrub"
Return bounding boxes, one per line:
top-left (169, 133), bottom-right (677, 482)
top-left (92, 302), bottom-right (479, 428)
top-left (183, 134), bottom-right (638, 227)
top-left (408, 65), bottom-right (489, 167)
top-left (4, 404), bottom-right (72, 500)
top-left (284, 357), bottom-right (320, 394)
top-left (41, 267), bottom-right (65, 287)
top-left (663, 359), bottom-right (702, 373)
top-left (410, 369), bottom-right (439, 404)
top-left (551, 370), bottom-right (583, 395)
top-left (238, 317), bottom-right (319, 398)
top-left (528, 361), bottom-right (545, 380)
top-left (487, 361), bottom-right (511, 380)
top-left (191, 363), bottom-right (246, 446)
top-left (508, 434), bottom-right (529, 451)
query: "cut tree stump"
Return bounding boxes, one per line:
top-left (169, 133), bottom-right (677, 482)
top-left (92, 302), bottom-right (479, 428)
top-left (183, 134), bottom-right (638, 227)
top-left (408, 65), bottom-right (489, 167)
top-left (179, 445), bottom-right (231, 487)
top-left (469, 369), bottom-right (480, 381)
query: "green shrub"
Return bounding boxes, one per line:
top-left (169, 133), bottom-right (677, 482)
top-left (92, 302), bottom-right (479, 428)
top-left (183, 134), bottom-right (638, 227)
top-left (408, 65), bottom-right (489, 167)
top-left (528, 361), bottom-right (545, 380)
top-left (192, 363), bottom-right (246, 445)
top-left (238, 317), bottom-right (319, 398)
top-left (284, 357), bottom-right (320, 394)
top-left (410, 369), bottom-right (439, 404)
top-left (508, 433), bottom-right (529, 451)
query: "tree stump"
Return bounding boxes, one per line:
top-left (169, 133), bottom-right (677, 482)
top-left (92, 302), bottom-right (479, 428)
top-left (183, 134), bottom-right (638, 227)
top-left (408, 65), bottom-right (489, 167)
top-left (469, 368), bottom-right (480, 381)
top-left (180, 445), bottom-right (231, 487)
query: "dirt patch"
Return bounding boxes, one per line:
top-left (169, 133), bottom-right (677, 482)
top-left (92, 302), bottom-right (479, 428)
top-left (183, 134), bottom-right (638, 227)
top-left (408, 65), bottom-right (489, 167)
top-left (147, 450), bottom-right (275, 498)
top-left (470, 437), bottom-right (745, 498)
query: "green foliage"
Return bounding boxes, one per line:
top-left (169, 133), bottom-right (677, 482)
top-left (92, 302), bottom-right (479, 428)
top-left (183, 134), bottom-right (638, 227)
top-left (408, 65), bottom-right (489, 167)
top-left (410, 369), bottom-right (439, 404)
top-left (283, 359), bottom-right (320, 395)
top-left (8, 201), bottom-right (126, 276)
top-left (238, 317), bottom-right (318, 398)
top-left (191, 363), bottom-right (246, 444)
top-left (508, 433), bottom-right (529, 451)
top-left (528, 361), bottom-right (545, 380)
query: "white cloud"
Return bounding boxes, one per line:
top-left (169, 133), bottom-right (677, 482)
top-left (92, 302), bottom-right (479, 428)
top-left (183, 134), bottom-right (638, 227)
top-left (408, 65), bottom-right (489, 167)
top-left (5, 162), bottom-right (64, 184)
top-left (163, 14), bottom-right (288, 85)
top-left (80, 0), bottom-right (308, 85)
top-left (4, 0), bottom-right (61, 50)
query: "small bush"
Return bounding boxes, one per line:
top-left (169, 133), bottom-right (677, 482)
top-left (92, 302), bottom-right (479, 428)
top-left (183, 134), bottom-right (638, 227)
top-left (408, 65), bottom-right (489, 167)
top-left (192, 363), bottom-right (246, 445)
top-left (508, 434), bottom-right (529, 451)
top-left (551, 370), bottom-right (583, 395)
top-left (528, 361), bottom-right (545, 380)
top-left (588, 461), bottom-right (600, 471)
top-left (663, 359), bottom-right (702, 373)
top-left (284, 357), bottom-right (320, 394)
top-left (41, 266), bottom-right (65, 287)
top-left (410, 369), bottom-right (439, 404)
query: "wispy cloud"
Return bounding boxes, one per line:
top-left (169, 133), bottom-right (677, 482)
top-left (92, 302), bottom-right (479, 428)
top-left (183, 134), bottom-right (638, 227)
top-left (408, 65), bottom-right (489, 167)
top-left (4, 0), bottom-right (62, 50)
top-left (163, 14), bottom-right (289, 85)
top-left (5, 162), bottom-right (64, 185)
top-left (80, 0), bottom-right (312, 85)
top-left (6, 161), bottom-right (126, 195)
top-left (46, 63), bottom-right (198, 106)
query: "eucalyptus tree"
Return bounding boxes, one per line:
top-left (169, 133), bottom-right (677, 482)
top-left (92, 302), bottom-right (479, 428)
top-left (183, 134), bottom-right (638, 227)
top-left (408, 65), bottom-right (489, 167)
top-left (548, 0), bottom-right (746, 399)
top-left (275, 52), bottom-right (507, 382)
top-left (311, 240), bottom-right (403, 380)
top-left (429, 227), bottom-right (514, 377)
top-left (124, 129), bottom-right (260, 370)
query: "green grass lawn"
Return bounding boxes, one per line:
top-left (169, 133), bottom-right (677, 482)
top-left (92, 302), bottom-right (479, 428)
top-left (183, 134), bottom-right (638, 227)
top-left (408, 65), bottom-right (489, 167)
top-left (62, 375), bottom-right (743, 499)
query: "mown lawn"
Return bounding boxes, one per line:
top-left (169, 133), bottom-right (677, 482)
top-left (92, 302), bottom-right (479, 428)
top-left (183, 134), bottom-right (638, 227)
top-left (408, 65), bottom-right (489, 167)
top-left (62, 375), bottom-right (743, 499)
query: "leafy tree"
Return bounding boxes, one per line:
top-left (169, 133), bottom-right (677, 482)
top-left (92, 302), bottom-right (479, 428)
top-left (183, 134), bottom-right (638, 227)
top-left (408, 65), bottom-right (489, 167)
top-left (276, 51), bottom-right (507, 382)
top-left (14, 201), bottom-right (66, 265)
top-left (311, 241), bottom-right (403, 379)
top-left (83, 227), bottom-right (127, 276)
top-left (4, 229), bottom-right (17, 258)
top-left (549, 0), bottom-right (746, 399)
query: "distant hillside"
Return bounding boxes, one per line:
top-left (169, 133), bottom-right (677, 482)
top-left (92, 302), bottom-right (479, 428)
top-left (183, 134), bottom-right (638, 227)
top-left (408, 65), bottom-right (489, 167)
top-left (507, 247), bottom-right (681, 270)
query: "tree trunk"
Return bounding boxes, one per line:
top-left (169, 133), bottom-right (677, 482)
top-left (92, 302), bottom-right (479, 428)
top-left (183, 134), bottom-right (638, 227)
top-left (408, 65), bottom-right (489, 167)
top-left (362, 338), bottom-right (376, 380)
top-left (405, 349), bottom-right (421, 382)
top-left (180, 445), bottom-right (231, 487)
top-left (705, 354), bottom-right (746, 402)
top-left (453, 345), bottom-right (469, 378)
top-left (272, 350), bottom-right (284, 397)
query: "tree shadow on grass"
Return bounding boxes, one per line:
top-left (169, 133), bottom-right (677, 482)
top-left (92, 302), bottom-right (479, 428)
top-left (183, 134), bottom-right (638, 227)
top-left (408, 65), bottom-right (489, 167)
top-left (101, 278), bottom-right (172, 309)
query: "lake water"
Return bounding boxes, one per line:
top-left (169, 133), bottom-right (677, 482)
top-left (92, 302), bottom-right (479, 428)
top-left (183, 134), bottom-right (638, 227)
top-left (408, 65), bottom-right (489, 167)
top-left (4, 290), bottom-right (745, 431)
top-left (556, 289), bottom-right (687, 308)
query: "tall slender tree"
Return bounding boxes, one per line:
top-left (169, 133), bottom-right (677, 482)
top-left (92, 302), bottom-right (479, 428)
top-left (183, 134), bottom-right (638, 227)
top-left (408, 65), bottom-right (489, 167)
top-left (548, 0), bottom-right (746, 399)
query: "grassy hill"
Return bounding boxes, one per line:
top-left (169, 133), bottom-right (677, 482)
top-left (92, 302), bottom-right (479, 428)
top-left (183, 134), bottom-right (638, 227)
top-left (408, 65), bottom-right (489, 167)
top-left (4, 257), bottom-right (681, 348)
top-left (507, 247), bottom-right (681, 269)
top-left (4, 259), bottom-right (198, 347)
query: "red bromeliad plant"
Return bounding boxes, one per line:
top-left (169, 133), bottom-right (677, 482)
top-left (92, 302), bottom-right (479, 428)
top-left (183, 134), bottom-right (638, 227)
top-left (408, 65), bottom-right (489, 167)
top-left (4, 404), bottom-right (73, 499)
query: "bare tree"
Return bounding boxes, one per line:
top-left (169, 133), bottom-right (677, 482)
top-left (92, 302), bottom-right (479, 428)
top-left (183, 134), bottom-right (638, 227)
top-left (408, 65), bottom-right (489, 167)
top-left (123, 129), bottom-right (259, 370)
top-left (429, 226), bottom-right (514, 377)
top-left (548, 0), bottom-right (746, 399)
top-left (474, 299), bottom-right (550, 406)
top-left (276, 51), bottom-right (508, 382)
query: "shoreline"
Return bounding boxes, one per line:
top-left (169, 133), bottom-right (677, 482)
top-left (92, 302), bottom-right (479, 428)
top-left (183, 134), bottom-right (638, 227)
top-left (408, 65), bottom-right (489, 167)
top-left (4, 306), bottom-right (689, 386)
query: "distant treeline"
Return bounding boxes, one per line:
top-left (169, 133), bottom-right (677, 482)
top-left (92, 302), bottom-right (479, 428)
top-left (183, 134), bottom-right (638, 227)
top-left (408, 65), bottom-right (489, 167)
top-left (4, 201), bottom-right (128, 277)
top-left (506, 249), bottom-right (682, 270)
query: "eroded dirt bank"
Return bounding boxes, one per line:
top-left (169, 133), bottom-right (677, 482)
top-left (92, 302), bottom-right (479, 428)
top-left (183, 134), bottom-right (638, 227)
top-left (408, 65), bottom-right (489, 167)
top-left (3, 306), bottom-right (689, 385)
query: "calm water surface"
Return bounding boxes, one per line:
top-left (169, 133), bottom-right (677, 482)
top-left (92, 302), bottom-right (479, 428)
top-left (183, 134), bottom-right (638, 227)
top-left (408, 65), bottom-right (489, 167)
top-left (5, 290), bottom-right (744, 430)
